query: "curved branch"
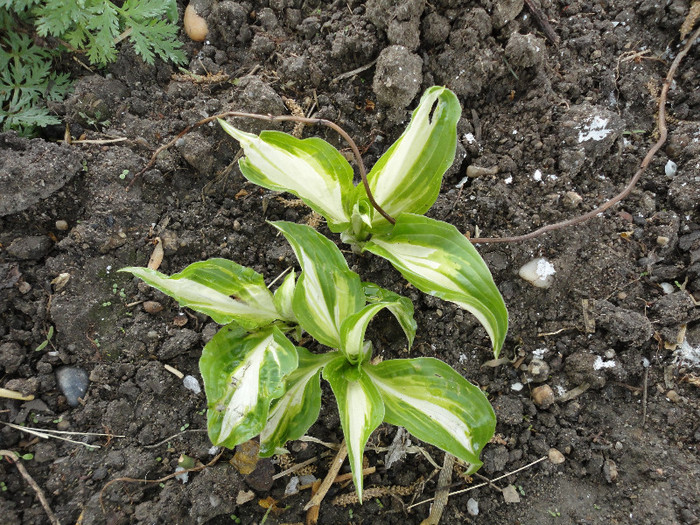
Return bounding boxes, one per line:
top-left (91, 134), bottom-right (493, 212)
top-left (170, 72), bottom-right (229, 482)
top-left (470, 26), bottom-right (700, 244)
top-left (127, 111), bottom-right (396, 224)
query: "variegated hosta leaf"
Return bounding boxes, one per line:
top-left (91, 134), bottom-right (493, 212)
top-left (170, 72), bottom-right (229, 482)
top-left (200, 324), bottom-right (298, 449)
top-left (357, 86), bottom-right (460, 228)
top-left (120, 259), bottom-right (280, 329)
top-left (364, 214), bottom-right (508, 357)
top-left (272, 221), bottom-right (363, 348)
top-left (339, 287), bottom-right (416, 364)
top-left (364, 357), bottom-right (495, 472)
top-left (219, 120), bottom-right (354, 232)
top-left (323, 356), bottom-right (384, 500)
top-left (362, 283), bottom-right (417, 349)
top-left (273, 270), bottom-right (297, 323)
top-left (259, 347), bottom-right (338, 456)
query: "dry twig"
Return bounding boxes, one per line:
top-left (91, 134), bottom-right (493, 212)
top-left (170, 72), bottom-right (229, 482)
top-left (99, 449), bottom-right (224, 512)
top-left (470, 26), bottom-right (700, 244)
top-left (1, 450), bottom-right (61, 525)
top-left (421, 452), bottom-right (455, 525)
top-left (303, 441), bottom-right (347, 511)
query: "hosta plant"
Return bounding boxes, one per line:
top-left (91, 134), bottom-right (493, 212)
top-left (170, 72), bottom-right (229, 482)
top-left (219, 86), bottom-right (508, 358)
top-left (121, 222), bottom-right (497, 499)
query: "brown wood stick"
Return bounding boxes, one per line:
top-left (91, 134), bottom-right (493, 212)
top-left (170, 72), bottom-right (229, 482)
top-left (303, 441), bottom-right (347, 511)
top-left (1, 450), bottom-right (61, 525)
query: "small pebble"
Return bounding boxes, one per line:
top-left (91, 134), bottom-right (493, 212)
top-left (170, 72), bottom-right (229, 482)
top-left (285, 476), bottom-right (300, 496)
top-left (563, 191), bottom-right (583, 207)
top-left (603, 459), bottom-right (618, 483)
top-left (527, 359), bottom-right (550, 383)
top-left (55, 366), bottom-right (89, 407)
top-left (183, 375), bottom-right (201, 394)
top-left (55, 220), bottom-right (69, 231)
top-left (519, 258), bottom-right (556, 288)
top-left (175, 466), bottom-right (189, 483)
top-left (664, 159), bottom-right (677, 177)
top-left (467, 165), bottom-right (499, 178)
top-left (467, 498), bottom-right (479, 516)
top-left (666, 390), bottom-right (680, 403)
top-left (511, 382), bottom-right (524, 392)
top-left (548, 448), bottom-right (565, 465)
top-left (532, 384), bottom-right (555, 408)
top-left (143, 301), bottom-right (163, 314)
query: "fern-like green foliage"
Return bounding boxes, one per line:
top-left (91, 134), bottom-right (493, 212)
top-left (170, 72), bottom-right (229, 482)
top-left (0, 32), bottom-right (71, 135)
top-left (0, 0), bottom-right (185, 135)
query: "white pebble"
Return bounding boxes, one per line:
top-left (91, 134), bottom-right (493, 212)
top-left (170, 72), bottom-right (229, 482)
top-left (511, 382), bottom-right (524, 392)
top-left (519, 258), bottom-right (556, 288)
top-left (467, 498), bottom-right (479, 516)
top-left (175, 466), bottom-right (189, 483)
top-left (659, 282), bottom-right (675, 294)
top-left (183, 375), bottom-right (201, 394)
top-left (665, 160), bottom-right (677, 177)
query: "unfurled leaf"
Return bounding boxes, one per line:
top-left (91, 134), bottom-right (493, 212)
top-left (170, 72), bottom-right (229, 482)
top-left (219, 121), bottom-right (355, 232)
top-left (323, 357), bottom-right (384, 500)
top-left (271, 221), bottom-right (363, 348)
top-left (355, 86), bottom-right (460, 229)
top-left (339, 288), bottom-right (416, 364)
top-left (365, 358), bottom-right (495, 472)
top-left (259, 347), bottom-right (338, 456)
top-left (364, 214), bottom-right (508, 356)
top-left (120, 259), bottom-right (281, 329)
top-left (200, 325), bottom-right (298, 449)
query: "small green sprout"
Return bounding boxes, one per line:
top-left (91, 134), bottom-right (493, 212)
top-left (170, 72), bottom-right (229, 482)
top-left (34, 326), bottom-right (54, 352)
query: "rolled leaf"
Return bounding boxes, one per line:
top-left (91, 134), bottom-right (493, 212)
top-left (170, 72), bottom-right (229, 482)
top-left (364, 213), bottom-right (508, 356)
top-left (339, 288), bottom-right (416, 364)
top-left (362, 283), bottom-right (417, 349)
top-left (259, 347), bottom-right (338, 456)
top-left (273, 270), bottom-right (297, 323)
top-left (219, 120), bottom-right (354, 232)
top-left (120, 259), bottom-right (280, 329)
top-left (323, 356), bottom-right (384, 500)
top-left (364, 357), bottom-right (495, 472)
top-left (200, 324), bottom-right (298, 449)
top-left (358, 86), bottom-right (460, 227)
top-left (272, 221), bottom-right (363, 348)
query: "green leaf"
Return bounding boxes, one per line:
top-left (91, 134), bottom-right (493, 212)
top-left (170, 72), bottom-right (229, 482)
top-left (364, 214), bottom-right (508, 357)
top-left (323, 357), bottom-right (384, 500)
top-left (271, 221), bottom-right (363, 348)
top-left (356, 86), bottom-right (460, 228)
top-left (273, 270), bottom-right (297, 323)
top-left (259, 347), bottom-right (337, 456)
top-left (339, 287), bottom-right (416, 364)
top-left (219, 121), bottom-right (355, 232)
top-left (200, 324), bottom-right (298, 449)
top-left (365, 357), bottom-right (495, 472)
top-left (362, 283), bottom-right (417, 350)
top-left (120, 259), bottom-right (281, 329)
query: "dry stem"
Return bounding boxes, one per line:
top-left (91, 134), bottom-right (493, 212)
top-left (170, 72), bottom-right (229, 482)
top-left (1, 450), bottom-right (61, 525)
top-left (303, 441), bottom-right (347, 511)
top-left (470, 26), bottom-right (700, 244)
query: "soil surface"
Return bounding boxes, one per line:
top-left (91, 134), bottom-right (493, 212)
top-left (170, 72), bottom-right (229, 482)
top-left (2, 1), bottom-right (700, 524)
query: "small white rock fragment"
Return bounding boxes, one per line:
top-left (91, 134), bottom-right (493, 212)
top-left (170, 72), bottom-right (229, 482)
top-left (578, 115), bottom-right (612, 142)
top-left (455, 176), bottom-right (469, 189)
top-left (593, 356), bottom-right (616, 370)
top-left (665, 159), bottom-right (677, 177)
top-left (519, 258), bottom-right (556, 288)
top-left (660, 282), bottom-right (675, 294)
top-left (183, 375), bottom-right (201, 394)
top-left (511, 382), bottom-right (524, 392)
top-left (208, 446), bottom-right (220, 455)
top-left (467, 498), bottom-right (479, 515)
top-left (175, 466), bottom-right (189, 483)
top-left (285, 476), bottom-right (300, 495)
top-left (533, 169), bottom-right (542, 182)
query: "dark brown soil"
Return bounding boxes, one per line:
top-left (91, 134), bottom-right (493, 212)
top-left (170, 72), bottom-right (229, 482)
top-left (2, 1), bottom-right (699, 524)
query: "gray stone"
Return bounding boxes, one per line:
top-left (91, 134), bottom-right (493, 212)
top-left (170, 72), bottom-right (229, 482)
top-left (56, 366), bottom-right (90, 406)
top-left (159, 328), bottom-right (200, 360)
top-left (372, 46), bottom-right (423, 108)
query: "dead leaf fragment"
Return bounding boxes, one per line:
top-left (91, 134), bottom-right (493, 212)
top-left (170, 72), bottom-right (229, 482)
top-left (147, 237), bottom-right (164, 270)
top-left (231, 439), bottom-right (260, 475)
top-left (236, 489), bottom-right (255, 505)
top-left (51, 272), bottom-right (71, 292)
